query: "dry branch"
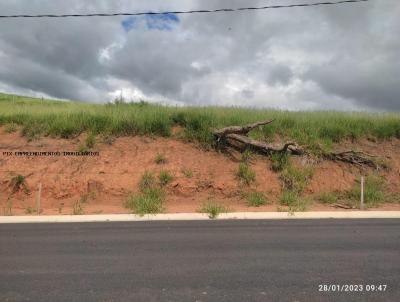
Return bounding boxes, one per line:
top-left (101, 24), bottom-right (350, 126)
top-left (324, 150), bottom-right (379, 169)
top-left (213, 120), bottom-right (383, 169)
top-left (225, 134), bottom-right (303, 155)
top-left (213, 119), bottom-right (275, 139)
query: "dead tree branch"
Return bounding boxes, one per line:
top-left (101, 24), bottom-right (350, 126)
top-left (324, 150), bottom-right (380, 169)
top-left (213, 119), bottom-right (275, 139)
top-left (213, 120), bottom-right (383, 169)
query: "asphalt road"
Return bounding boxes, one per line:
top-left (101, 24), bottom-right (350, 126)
top-left (0, 219), bottom-right (399, 302)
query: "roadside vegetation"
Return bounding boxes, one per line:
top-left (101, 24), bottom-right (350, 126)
top-left (245, 192), bottom-right (270, 207)
top-left (236, 162), bottom-right (256, 186)
top-left (200, 200), bottom-right (229, 219)
top-left (276, 155), bottom-right (314, 212)
top-left (1, 93), bottom-right (400, 153)
top-left (314, 174), bottom-right (400, 209)
top-left (125, 171), bottom-right (166, 216)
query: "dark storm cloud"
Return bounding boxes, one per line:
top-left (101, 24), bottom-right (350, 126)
top-left (0, 0), bottom-right (399, 110)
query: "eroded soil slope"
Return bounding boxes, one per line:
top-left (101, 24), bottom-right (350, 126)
top-left (1, 127), bottom-right (399, 215)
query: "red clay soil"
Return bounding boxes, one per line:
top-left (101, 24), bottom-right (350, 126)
top-left (1, 127), bottom-right (399, 215)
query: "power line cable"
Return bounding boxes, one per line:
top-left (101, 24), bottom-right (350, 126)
top-left (0, 0), bottom-right (369, 19)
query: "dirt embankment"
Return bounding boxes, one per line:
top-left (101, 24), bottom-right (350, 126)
top-left (1, 127), bottom-right (400, 215)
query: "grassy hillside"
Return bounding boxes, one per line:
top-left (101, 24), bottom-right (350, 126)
top-left (1, 92), bottom-right (400, 151)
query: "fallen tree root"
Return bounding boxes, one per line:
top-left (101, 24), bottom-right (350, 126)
top-left (214, 119), bottom-right (275, 138)
top-left (324, 150), bottom-right (380, 169)
top-left (213, 120), bottom-right (304, 155)
top-left (224, 134), bottom-right (304, 155)
top-left (213, 120), bottom-right (382, 169)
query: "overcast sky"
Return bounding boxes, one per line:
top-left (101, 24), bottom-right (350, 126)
top-left (0, 0), bottom-right (398, 110)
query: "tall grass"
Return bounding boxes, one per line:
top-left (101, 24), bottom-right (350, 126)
top-left (1, 93), bottom-right (400, 150)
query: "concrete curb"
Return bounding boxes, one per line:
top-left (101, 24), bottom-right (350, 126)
top-left (1, 211), bottom-right (400, 224)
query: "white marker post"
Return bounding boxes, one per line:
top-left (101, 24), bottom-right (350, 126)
top-left (36, 183), bottom-right (42, 215)
top-left (360, 176), bottom-right (365, 210)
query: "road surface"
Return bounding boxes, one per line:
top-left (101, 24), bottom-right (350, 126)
top-left (1, 219), bottom-right (399, 301)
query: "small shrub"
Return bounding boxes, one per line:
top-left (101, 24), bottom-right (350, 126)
top-left (270, 153), bottom-right (290, 172)
top-left (22, 122), bottom-right (44, 141)
top-left (139, 171), bottom-right (156, 192)
top-left (241, 149), bottom-right (254, 164)
top-left (317, 192), bottom-right (339, 204)
top-left (125, 188), bottom-right (165, 216)
top-left (280, 191), bottom-right (310, 212)
top-left (181, 168), bottom-right (193, 178)
top-left (280, 190), bottom-right (299, 206)
top-left (288, 198), bottom-right (310, 213)
top-left (5, 123), bottom-right (17, 133)
top-left (159, 170), bottom-right (174, 187)
top-left (200, 201), bottom-right (228, 219)
top-left (85, 132), bottom-right (96, 149)
top-left (72, 200), bottom-right (84, 215)
top-left (236, 163), bottom-right (256, 185)
top-left (155, 153), bottom-right (167, 164)
top-left (25, 207), bottom-right (36, 215)
top-left (281, 165), bottom-right (313, 193)
top-left (10, 175), bottom-right (29, 193)
top-left (246, 192), bottom-right (269, 207)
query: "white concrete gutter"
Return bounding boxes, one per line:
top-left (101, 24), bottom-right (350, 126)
top-left (1, 211), bottom-right (400, 224)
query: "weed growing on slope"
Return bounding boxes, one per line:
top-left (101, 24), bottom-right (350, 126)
top-left (246, 192), bottom-right (270, 207)
top-left (72, 200), bottom-right (84, 215)
top-left (200, 201), bottom-right (228, 219)
top-left (280, 191), bottom-right (310, 212)
top-left (270, 153), bottom-right (290, 172)
top-left (280, 165), bottom-right (314, 194)
top-left (5, 123), bottom-right (17, 133)
top-left (139, 171), bottom-right (156, 192)
top-left (316, 192), bottom-right (339, 204)
top-left (155, 153), bottom-right (167, 165)
top-left (236, 163), bottom-right (256, 186)
top-left (346, 175), bottom-right (386, 208)
top-left (125, 188), bottom-right (165, 216)
top-left (181, 168), bottom-right (193, 178)
top-left (159, 170), bottom-right (174, 187)
top-left (10, 175), bottom-right (30, 194)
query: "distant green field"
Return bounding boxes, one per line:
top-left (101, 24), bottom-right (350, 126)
top-left (1, 92), bottom-right (400, 152)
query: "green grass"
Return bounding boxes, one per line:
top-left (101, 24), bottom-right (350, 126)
top-left (346, 175), bottom-right (387, 208)
top-left (155, 153), bottom-right (167, 165)
top-left (125, 188), bottom-right (165, 216)
top-left (236, 163), bottom-right (256, 185)
top-left (4, 122), bottom-right (17, 133)
top-left (85, 132), bottom-right (96, 149)
top-left (139, 171), bottom-right (156, 192)
top-left (246, 192), bottom-right (270, 207)
top-left (159, 170), bottom-right (174, 187)
top-left (10, 175), bottom-right (29, 193)
top-left (181, 168), bottom-right (193, 178)
top-left (280, 165), bottom-right (314, 193)
top-left (316, 192), bottom-right (339, 204)
top-left (200, 201), bottom-right (228, 219)
top-left (280, 191), bottom-right (310, 212)
top-left (241, 149), bottom-right (254, 164)
top-left (280, 191), bottom-right (299, 206)
top-left (1, 93), bottom-right (400, 152)
top-left (270, 153), bottom-right (290, 172)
